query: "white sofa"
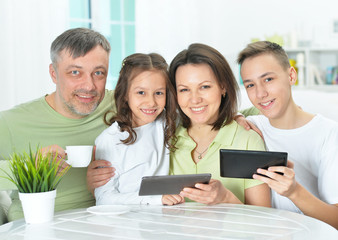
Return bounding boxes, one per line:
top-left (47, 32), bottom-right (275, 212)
top-left (0, 191), bottom-right (11, 225)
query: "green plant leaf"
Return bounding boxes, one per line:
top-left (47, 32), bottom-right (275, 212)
top-left (0, 145), bottom-right (70, 193)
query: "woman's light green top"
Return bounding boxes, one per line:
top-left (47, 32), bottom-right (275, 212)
top-left (170, 120), bottom-right (265, 203)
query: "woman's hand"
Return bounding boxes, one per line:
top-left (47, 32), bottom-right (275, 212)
top-left (234, 115), bottom-right (263, 139)
top-left (253, 161), bottom-right (297, 198)
top-left (162, 194), bottom-right (185, 205)
top-left (180, 179), bottom-right (242, 205)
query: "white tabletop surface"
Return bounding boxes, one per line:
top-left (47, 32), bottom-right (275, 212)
top-left (0, 203), bottom-right (337, 240)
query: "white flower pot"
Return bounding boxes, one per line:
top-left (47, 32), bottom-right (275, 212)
top-left (19, 190), bottom-right (56, 224)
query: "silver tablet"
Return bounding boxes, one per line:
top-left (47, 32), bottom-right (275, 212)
top-left (138, 173), bottom-right (212, 196)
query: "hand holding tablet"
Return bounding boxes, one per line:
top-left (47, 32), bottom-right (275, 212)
top-left (138, 150), bottom-right (287, 196)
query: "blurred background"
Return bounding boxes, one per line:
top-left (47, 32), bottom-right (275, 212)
top-left (1, 0), bottom-right (338, 118)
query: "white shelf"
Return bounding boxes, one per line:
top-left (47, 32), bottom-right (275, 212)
top-left (286, 47), bottom-right (338, 88)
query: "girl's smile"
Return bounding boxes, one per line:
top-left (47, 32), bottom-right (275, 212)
top-left (127, 70), bottom-right (167, 128)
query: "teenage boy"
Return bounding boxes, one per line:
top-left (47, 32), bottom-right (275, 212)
top-left (237, 41), bottom-right (338, 229)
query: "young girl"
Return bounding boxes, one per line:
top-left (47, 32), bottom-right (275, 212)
top-left (94, 53), bottom-right (184, 206)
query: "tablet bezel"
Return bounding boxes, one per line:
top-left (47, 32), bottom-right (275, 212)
top-left (220, 149), bottom-right (288, 179)
top-left (138, 173), bottom-right (212, 196)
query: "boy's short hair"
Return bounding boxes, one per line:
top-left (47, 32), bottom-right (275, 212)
top-left (237, 41), bottom-right (290, 70)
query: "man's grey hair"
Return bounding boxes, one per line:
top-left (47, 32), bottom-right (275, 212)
top-left (50, 28), bottom-right (111, 66)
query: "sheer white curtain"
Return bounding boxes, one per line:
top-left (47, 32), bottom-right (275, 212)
top-left (0, 0), bottom-right (69, 111)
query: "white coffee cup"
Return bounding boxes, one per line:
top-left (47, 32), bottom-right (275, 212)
top-left (65, 145), bottom-right (93, 167)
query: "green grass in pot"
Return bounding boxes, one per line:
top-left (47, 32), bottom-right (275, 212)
top-left (1, 146), bottom-right (70, 193)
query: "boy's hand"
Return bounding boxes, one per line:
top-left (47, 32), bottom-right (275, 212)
top-left (253, 161), bottom-right (297, 198)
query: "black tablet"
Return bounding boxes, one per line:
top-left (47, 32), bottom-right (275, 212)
top-left (220, 149), bottom-right (288, 179)
top-left (138, 173), bottom-right (212, 196)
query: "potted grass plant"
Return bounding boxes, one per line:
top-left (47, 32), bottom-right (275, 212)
top-left (1, 146), bottom-right (70, 224)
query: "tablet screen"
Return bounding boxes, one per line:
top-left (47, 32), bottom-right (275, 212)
top-left (220, 149), bottom-right (287, 179)
top-left (139, 173), bottom-right (211, 195)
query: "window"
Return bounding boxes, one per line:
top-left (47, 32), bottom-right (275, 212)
top-left (69, 0), bottom-right (135, 89)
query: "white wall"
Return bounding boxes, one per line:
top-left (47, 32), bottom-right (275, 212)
top-left (135, 0), bottom-right (338, 72)
top-left (1, 0), bottom-right (338, 112)
top-left (135, 0), bottom-right (338, 121)
top-left (0, 0), bottom-right (69, 111)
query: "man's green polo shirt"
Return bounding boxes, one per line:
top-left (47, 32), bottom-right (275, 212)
top-left (170, 120), bottom-right (265, 203)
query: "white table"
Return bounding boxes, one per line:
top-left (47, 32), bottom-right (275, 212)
top-left (0, 203), bottom-right (337, 240)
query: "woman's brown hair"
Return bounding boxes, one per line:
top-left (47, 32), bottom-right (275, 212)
top-left (104, 53), bottom-right (177, 150)
top-left (169, 43), bottom-right (239, 130)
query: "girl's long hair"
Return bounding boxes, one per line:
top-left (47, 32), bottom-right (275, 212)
top-left (104, 53), bottom-right (177, 151)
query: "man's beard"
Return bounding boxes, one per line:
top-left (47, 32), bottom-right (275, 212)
top-left (61, 90), bottom-right (101, 117)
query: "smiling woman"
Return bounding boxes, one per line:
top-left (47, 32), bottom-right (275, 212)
top-left (169, 43), bottom-right (271, 207)
top-left (175, 64), bottom-right (225, 128)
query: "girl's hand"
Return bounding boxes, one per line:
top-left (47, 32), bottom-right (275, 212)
top-left (234, 115), bottom-right (263, 139)
top-left (180, 179), bottom-right (240, 205)
top-left (253, 161), bottom-right (297, 198)
top-left (162, 194), bottom-right (185, 205)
